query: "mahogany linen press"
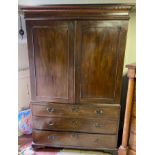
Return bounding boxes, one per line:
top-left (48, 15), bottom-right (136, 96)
top-left (21, 4), bottom-right (134, 154)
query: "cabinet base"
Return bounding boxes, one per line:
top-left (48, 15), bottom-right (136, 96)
top-left (32, 142), bottom-right (118, 155)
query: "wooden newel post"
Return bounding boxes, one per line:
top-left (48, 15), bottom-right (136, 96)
top-left (118, 65), bottom-right (136, 155)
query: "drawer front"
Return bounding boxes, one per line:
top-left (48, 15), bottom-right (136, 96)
top-left (33, 116), bottom-right (118, 134)
top-left (33, 130), bottom-right (117, 149)
top-left (32, 103), bottom-right (120, 120)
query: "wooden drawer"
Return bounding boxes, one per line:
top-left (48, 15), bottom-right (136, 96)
top-left (32, 103), bottom-right (120, 120)
top-left (33, 130), bottom-right (117, 149)
top-left (33, 116), bottom-right (118, 134)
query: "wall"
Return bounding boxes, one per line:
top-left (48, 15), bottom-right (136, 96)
top-left (18, 5), bottom-right (136, 111)
top-left (18, 37), bottom-right (30, 110)
top-left (123, 11), bottom-right (136, 74)
top-left (18, 0), bottom-right (135, 5)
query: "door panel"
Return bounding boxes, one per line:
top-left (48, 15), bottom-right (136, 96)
top-left (26, 21), bottom-right (74, 103)
top-left (76, 21), bottom-right (128, 104)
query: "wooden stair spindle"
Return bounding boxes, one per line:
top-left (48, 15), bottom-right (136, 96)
top-left (118, 64), bottom-right (136, 155)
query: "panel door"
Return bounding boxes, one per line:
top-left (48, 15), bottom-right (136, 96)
top-left (76, 21), bottom-right (128, 104)
top-left (26, 20), bottom-right (74, 103)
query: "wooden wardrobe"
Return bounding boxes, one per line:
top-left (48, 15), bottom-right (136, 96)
top-left (21, 4), bottom-right (134, 154)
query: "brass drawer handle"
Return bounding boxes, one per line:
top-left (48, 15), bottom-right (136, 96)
top-left (71, 106), bottom-right (80, 112)
top-left (95, 123), bottom-right (103, 128)
top-left (72, 120), bottom-right (78, 125)
top-left (72, 120), bottom-right (79, 128)
top-left (95, 109), bottom-right (103, 116)
top-left (46, 107), bottom-right (54, 113)
top-left (48, 135), bottom-right (56, 140)
top-left (71, 133), bottom-right (79, 138)
top-left (48, 122), bottom-right (54, 126)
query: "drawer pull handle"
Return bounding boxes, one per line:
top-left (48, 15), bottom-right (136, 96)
top-left (95, 109), bottom-right (103, 116)
top-left (94, 138), bottom-right (100, 144)
top-left (72, 120), bottom-right (78, 125)
top-left (46, 107), bottom-right (54, 113)
top-left (72, 120), bottom-right (78, 128)
top-left (71, 106), bottom-right (80, 112)
top-left (48, 135), bottom-right (56, 140)
top-left (71, 133), bottom-right (79, 138)
top-left (95, 123), bottom-right (103, 128)
top-left (49, 122), bottom-right (54, 126)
